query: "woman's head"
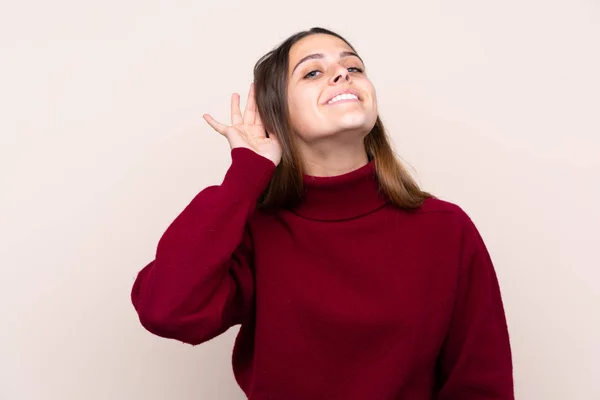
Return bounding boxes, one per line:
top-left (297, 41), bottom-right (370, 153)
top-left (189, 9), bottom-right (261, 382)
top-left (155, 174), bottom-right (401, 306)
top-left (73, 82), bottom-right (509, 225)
top-left (254, 27), bottom-right (432, 210)
top-left (285, 33), bottom-right (378, 147)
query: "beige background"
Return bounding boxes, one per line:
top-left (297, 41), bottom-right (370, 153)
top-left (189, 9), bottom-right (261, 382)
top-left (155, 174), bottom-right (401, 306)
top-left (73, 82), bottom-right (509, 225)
top-left (1, 0), bottom-right (599, 399)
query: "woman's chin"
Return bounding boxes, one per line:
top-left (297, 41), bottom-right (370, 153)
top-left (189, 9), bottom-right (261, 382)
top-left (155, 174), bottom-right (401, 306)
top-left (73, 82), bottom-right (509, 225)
top-left (332, 114), bottom-right (376, 134)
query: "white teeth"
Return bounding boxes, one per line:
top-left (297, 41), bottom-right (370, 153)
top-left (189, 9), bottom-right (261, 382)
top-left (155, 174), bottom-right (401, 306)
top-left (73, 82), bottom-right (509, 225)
top-left (327, 93), bottom-right (358, 104)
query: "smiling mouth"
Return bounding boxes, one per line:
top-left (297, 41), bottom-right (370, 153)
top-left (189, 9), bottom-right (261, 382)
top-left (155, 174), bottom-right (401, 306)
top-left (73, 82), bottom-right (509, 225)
top-left (326, 93), bottom-right (360, 105)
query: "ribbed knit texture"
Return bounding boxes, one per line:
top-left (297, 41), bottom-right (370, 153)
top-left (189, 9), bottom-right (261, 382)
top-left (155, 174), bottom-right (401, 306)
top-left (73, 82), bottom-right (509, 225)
top-left (132, 147), bottom-right (514, 399)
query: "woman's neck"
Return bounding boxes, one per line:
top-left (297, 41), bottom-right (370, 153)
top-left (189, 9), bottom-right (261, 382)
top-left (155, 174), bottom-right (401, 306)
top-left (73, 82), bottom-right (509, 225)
top-left (299, 141), bottom-right (369, 177)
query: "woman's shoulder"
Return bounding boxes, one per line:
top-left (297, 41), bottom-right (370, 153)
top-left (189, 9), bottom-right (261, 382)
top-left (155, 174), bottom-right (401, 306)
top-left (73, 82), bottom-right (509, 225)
top-left (413, 197), bottom-right (465, 216)
top-left (407, 197), bottom-right (478, 232)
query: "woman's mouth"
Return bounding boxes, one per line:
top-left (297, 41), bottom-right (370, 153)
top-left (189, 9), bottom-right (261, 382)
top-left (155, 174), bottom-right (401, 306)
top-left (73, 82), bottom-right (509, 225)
top-left (326, 93), bottom-right (360, 105)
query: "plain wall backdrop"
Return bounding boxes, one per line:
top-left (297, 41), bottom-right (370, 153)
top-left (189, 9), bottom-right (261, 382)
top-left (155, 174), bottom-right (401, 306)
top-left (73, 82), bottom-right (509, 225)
top-left (1, 0), bottom-right (599, 399)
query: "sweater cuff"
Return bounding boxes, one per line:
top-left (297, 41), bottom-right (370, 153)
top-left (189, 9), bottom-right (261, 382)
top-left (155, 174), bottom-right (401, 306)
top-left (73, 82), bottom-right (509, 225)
top-left (220, 147), bottom-right (277, 199)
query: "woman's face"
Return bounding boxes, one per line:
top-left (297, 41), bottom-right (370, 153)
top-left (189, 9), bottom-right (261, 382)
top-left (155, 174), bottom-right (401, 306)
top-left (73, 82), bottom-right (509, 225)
top-left (286, 34), bottom-right (378, 144)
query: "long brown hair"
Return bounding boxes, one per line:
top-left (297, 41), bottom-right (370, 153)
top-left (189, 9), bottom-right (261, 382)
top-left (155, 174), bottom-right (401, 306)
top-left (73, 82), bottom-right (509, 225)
top-left (253, 27), bottom-right (433, 211)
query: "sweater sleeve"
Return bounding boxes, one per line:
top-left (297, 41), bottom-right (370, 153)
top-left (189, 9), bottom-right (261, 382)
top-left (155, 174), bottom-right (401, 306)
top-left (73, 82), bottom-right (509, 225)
top-left (436, 210), bottom-right (514, 399)
top-left (131, 148), bottom-right (276, 345)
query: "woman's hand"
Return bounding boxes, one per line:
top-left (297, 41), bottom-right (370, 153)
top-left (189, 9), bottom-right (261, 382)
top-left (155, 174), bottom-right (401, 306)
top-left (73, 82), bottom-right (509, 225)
top-left (203, 83), bottom-right (282, 166)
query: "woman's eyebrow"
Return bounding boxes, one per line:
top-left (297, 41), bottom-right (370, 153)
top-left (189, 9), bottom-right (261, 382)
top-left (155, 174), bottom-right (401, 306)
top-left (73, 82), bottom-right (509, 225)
top-left (291, 51), bottom-right (363, 75)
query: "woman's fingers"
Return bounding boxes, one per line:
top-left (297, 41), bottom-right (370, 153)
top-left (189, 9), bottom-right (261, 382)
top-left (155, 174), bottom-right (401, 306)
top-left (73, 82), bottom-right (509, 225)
top-left (230, 93), bottom-right (243, 126)
top-left (205, 85), bottom-right (271, 142)
top-left (255, 107), bottom-right (265, 129)
top-left (243, 83), bottom-right (257, 126)
top-left (202, 114), bottom-right (227, 136)
top-left (254, 109), bottom-right (271, 139)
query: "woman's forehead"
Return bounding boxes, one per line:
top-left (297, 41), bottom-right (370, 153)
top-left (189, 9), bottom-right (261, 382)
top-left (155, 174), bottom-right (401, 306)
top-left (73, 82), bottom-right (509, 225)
top-left (289, 34), bottom-right (353, 62)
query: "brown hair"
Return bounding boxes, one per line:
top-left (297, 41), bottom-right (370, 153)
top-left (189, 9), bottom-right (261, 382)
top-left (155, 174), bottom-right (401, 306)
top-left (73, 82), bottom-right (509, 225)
top-left (253, 27), bottom-right (433, 211)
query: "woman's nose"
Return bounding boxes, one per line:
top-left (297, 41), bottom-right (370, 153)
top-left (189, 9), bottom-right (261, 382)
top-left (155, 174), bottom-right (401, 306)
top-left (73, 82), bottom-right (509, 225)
top-left (330, 66), bottom-right (350, 84)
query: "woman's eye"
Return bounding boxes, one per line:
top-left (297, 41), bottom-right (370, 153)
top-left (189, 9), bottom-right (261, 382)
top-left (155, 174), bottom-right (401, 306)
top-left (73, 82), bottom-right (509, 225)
top-left (303, 66), bottom-right (363, 79)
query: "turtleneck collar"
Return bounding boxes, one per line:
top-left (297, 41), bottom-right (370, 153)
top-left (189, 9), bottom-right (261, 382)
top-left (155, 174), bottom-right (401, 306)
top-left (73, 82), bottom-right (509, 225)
top-left (290, 161), bottom-right (390, 221)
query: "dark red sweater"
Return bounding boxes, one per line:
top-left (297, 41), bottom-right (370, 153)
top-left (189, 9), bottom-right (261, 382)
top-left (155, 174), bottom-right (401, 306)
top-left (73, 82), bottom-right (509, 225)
top-left (131, 148), bottom-right (514, 399)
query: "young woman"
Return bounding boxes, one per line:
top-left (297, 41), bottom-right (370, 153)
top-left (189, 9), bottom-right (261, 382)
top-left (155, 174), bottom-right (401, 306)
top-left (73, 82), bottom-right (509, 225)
top-left (131, 27), bottom-right (514, 399)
